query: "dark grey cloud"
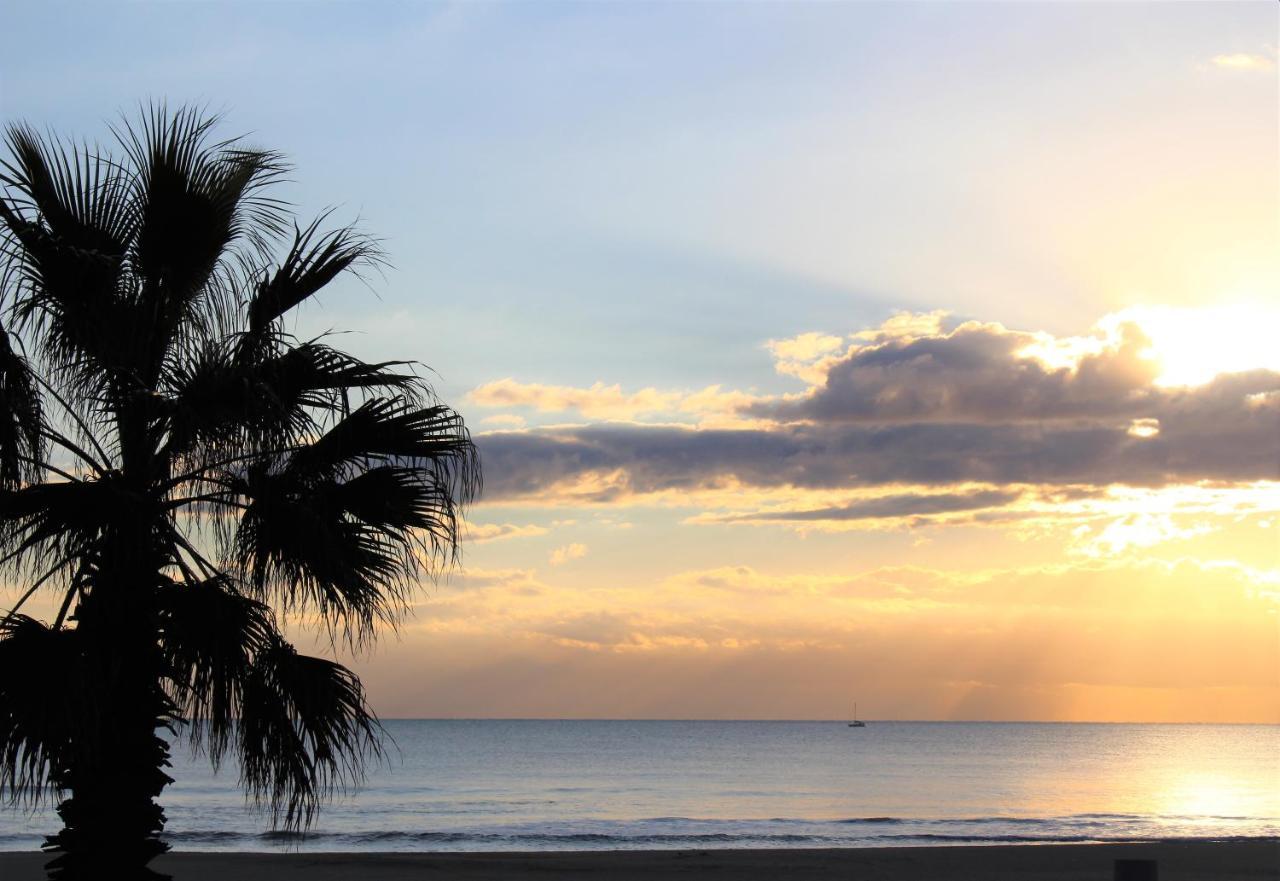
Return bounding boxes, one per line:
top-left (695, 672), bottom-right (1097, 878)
top-left (713, 489), bottom-right (1024, 523)
top-left (474, 316), bottom-right (1279, 510)
top-left (477, 371), bottom-right (1279, 503)
top-left (754, 322), bottom-right (1161, 424)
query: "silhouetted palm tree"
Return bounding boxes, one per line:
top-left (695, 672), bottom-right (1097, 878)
top-left (0, 107), bottom-right (479, 880)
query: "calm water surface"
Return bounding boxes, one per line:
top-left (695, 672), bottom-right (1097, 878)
top-left (3, 721), bottom-right (1277, 851)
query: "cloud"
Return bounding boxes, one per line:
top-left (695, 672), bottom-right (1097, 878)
top-left (754, 319), bottom-right (1162, 424)
top-left (766, 331), bottom-right (845, 383)
top-left (767, 331), bottom-right (845, 363)
top-left (469, 378), bottom-right (759, 423)
top-left (477, 391), bottom-right (1278, 505)
top-left (1209, 52), bottom-right (1274, 72)
top-left (549, 542), bottom-right (589, 565)
top-left (464, 521), bottom-right (550, 543)
top-left (536, 611), bottom-right (637, 649)
top-left (471, 378), bottom-right (683, 419)
top-left (1070, 513), bottom-right (1213, 558)
top-left (480, 413), bottom-right (527, 429)
top-left (472, 310), bottom-right (1279, 513)
top-left (445, 567), bottom-right (544, 592)
top-left (1127, 418), bottom-right (1159, 439)
top-left (710, 489), bottom-right (1023, 525)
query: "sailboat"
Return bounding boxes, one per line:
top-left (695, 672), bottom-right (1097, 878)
top-left (848, 702), bottom-right (866, 728)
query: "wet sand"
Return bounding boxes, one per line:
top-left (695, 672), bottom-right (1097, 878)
top-left (2, 840), bottom-right (1278, 879)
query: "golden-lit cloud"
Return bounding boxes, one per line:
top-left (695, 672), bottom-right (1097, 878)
top-left (435, 566), bottom-right (545, 596)
top-left (766, 331), bottom-right (845, 383)
top-left (1071, 513), bottom-right (1214, 558)
top-left (549, 542), bottom-right (589, 565)
top-left (1209, 52), bottom-right (1275, 71)
top-left (464, 521), bottom-right (550, 543)
top-left (1127, 418), bottom-right (1160, 439)
top-left (473, 306), bottom-right (1280, 431)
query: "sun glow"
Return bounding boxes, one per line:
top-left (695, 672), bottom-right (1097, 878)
top-left (1104, 303), bottom-right (1280, 388)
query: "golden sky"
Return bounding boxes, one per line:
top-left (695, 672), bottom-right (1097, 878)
top-left (355, 306), bottom-right (1279, 723)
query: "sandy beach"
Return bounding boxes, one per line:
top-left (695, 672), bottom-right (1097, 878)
top-left (2, 841), bottom-right (1277, 880)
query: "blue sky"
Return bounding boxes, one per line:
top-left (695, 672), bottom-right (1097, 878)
top-left (6, 1), bottom-right (1274, 402)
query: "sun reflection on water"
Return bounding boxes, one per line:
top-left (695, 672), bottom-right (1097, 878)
top-left (1157, 774), bottom-right (1256, 821)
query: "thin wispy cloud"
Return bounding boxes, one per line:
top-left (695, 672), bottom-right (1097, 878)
top-left (470, 378), bottom-right (760, 424)
top-left (465, 521), bottom-right (551, 543)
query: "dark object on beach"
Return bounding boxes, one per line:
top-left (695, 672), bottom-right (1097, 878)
top-left (0, 106), bottom-right (479, 880)
top-left (1115, 858), bottom-right (1159, 880)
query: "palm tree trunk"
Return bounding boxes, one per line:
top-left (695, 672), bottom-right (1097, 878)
top-left (44, 404), bottom-right (175, 880)
top-left (42, 580), bottom-right (174, 881)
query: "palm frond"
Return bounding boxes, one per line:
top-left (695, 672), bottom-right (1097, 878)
top-left (0, 181), bottom-right (130, 403)
top-left (237, 639), bottom-right (381, 829)
top-left (0, 123), bottom-right (134, 256)
top-left (247, 218), bottom-right (379, 334)
top-left (290, 397), bottom-right (479, 492)
top-left (157, 576), bottom-right (278, 765)
top-left (0, 325), bottom-right (43, 488)
top-left (231, 466), bottom-right (410, 643)
top-left (0, 616), bottom-right (93, 805)
top-left (164, 337), bottom-right (420, 466)
top-left (114, 104), bottom-right (288, 377)
top-left (225, 398), bottom-right (477, 642)
top-left (0, 123), bottom-right (134, 408)
top-left (272, 340), bottom-right (420, 401)
top-left (0, 477), bottom-right (120, 583)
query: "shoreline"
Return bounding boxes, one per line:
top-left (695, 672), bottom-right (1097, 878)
top-left (2, 840), bottom-right (1277, 879)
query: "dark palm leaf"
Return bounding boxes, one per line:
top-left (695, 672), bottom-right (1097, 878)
top-left (237, 639), bottom-right (381, 829)
top-left (0, 123), bottom-right (134, 256)
top-left (0, 134), bottom-right (131, 396)
top-left (247, 219), bottom-right (379, 335)
top-left (115, 106), bottom-right (288, 377)
top-left (157, 576), bottom-right (278, 764)
top-left (226, 398), bottom-right (476, 640)
top-left (0, 616), bottom-right (95, 805)
top-left (288, 397), bottom-right (479, 489)
top-left (164, 338), bottom-right (420, 463)
top-left (232, 466), bottom-right (410, 642)
top-left (0, 477), bottom-right (125, 581)
top-left (0, 325), bottom-right (43, 488)
top-left (269, 340), bottom-right (420, 401)
top-left (0, 180), bottom-right (131, 396)
top-left (163, 340), bottom-right (319, 462)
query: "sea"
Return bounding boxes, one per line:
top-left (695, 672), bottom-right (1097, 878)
top-left (3, 721), bottom-right (1278, 852)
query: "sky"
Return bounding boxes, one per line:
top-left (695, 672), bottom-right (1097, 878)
top-left (3, 1), bottom-right (1278, 722)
